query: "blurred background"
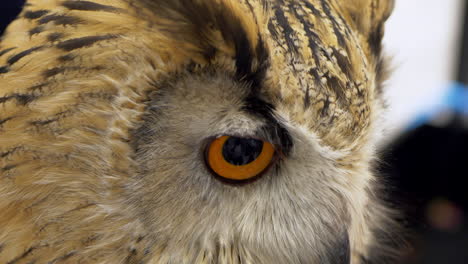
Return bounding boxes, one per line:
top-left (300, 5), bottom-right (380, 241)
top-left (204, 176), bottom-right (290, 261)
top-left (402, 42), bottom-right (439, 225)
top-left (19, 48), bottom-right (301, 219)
top-left (383, 1), bottom-right (468, 263)
top-left (1, 1), bottom-right (467, 263)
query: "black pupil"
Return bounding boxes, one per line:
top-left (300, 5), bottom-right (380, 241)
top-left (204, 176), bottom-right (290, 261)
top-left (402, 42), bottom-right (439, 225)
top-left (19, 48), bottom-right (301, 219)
top-left (222, 137), bottom-right (264, 166)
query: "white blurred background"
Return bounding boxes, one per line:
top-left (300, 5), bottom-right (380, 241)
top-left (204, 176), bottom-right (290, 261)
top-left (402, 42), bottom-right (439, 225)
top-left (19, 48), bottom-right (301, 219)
top-left (383, 0), bottom-right (466, 138)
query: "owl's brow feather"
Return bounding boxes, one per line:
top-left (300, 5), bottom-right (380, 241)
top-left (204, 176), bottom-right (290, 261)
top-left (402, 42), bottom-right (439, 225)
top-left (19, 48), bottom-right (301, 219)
top-left (242, 96), bottom-right (293, 155)
top-left (138, 0), bottom-right (270, 88)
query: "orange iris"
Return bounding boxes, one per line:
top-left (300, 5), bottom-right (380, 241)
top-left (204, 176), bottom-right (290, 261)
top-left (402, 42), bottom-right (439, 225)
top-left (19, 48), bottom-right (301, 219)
top-left (206, 136), bottom-right (275, 181)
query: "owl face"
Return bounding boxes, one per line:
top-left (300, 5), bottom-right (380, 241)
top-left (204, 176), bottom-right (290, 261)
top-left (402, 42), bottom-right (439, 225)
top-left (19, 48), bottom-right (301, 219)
top-left (0, 0), bottom-right (396, 263)
top-left (128, 71), bottom-right (351, 262)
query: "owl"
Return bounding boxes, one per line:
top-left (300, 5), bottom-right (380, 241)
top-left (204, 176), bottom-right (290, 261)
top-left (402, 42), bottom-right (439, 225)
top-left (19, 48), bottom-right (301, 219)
top-left (0, 0), bottom-right (399, 263)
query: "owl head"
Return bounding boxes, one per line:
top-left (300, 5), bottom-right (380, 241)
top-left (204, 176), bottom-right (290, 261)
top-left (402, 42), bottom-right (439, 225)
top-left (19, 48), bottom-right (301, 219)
top-left (126, 0), bottom-right (396, 262)
top-left (0, 0), bottom-right (397, 263)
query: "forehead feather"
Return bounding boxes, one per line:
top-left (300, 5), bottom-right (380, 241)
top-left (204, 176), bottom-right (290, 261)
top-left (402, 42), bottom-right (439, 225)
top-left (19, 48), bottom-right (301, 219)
top-left (137, 0), bottom-right (391, 150)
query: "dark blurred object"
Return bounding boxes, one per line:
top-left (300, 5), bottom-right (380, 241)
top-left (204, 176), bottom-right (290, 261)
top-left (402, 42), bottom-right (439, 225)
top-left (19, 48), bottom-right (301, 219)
top-left (383, 120), bottom-right (468, 264)
top-left (0, 0), bottom-right (26, 34)
top-left (389, 121), bottom-right (468, 210)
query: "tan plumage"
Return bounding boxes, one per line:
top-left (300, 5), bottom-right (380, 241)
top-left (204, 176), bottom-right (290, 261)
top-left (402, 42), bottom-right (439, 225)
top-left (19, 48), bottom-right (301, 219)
top-left (0, 0), bottom-right (399, 263)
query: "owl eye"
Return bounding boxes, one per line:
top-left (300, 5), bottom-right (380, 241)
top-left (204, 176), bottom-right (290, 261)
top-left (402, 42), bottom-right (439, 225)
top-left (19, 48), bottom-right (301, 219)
top-left (206, 136), bottom-right (276, 181)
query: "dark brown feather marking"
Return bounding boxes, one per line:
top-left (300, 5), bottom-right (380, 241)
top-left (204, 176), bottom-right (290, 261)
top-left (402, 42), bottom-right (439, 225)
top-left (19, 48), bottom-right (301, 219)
top-left (48, 251), bottom-right (77, 263)
top-left (273, 1), bottom-right (299, 54)
top-left (47, 32), bottom-right (64, 42)
top-left (42, 67), bottom-right (66, 78)
top-left (368, 25), bottom-right (384, 56)
top-left (320, 0), bottom-right (347, 47)
top-left (0, 47), bottom-right (16, 57)
top-left (7, 46), bottom-right (45, 65)
top-left (1, 164), bottom-right (17, 172)
top-left (302, 1), bottom-right (321, 16)
top-left (43, 65), bottom-right (104, 78)
top-left (267, 20), bottom-right (281, 45)
top-left (6, 246), bottom-right (39, 264)
top-left (0, 93), bottom-right (37, 105)
top-left (56, 35), bottom-right (117, 51)
top-left (331, 47), bottom-right (353, 77)
top-left (23, 10), bottom-right (49, 19)
top-left (0, 66), bottom-right (9, 74)
top-left (62, 0), bottom-right (122, 12)
top-left (321, 98), bottom-right (331, 117)
top-left (29, 26), bottom-right (44, 36)
top-left (325, 73), bottom-right (346, 105)
top-left (14, 94), bottom-right (37, 105)
top-left (287, 2), bottom-right (323, 66)
top-left (30, 118), bottom-right (60, 126)
top-left (304, 85), bottom-right (311, 109)
top-left (0, 147), bottom-right (21, 159)
top-left (58, 54), bottom-right (75, 62)
top-left (0, 117), bottom-right (14, 127)
top-left (68, 203), bottom-right (97, 213)
top-left (28, 82), bottom-right (49, 92)
top-left (42, 66), bottom-right (79, 78)
top-left (38, 14), bottom-right (82, 26)
top-left (309, 67), bottom-right (324, 90)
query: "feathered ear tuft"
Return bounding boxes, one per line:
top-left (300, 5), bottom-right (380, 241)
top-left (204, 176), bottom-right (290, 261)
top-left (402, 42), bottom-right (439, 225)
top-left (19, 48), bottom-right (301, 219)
top-left (336, 0), bottom-right (394, 55)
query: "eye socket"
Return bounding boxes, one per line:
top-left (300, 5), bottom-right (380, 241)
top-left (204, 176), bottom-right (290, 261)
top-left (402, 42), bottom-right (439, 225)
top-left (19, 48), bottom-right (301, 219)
top-left (206, 136), bottom-right (275, 181)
